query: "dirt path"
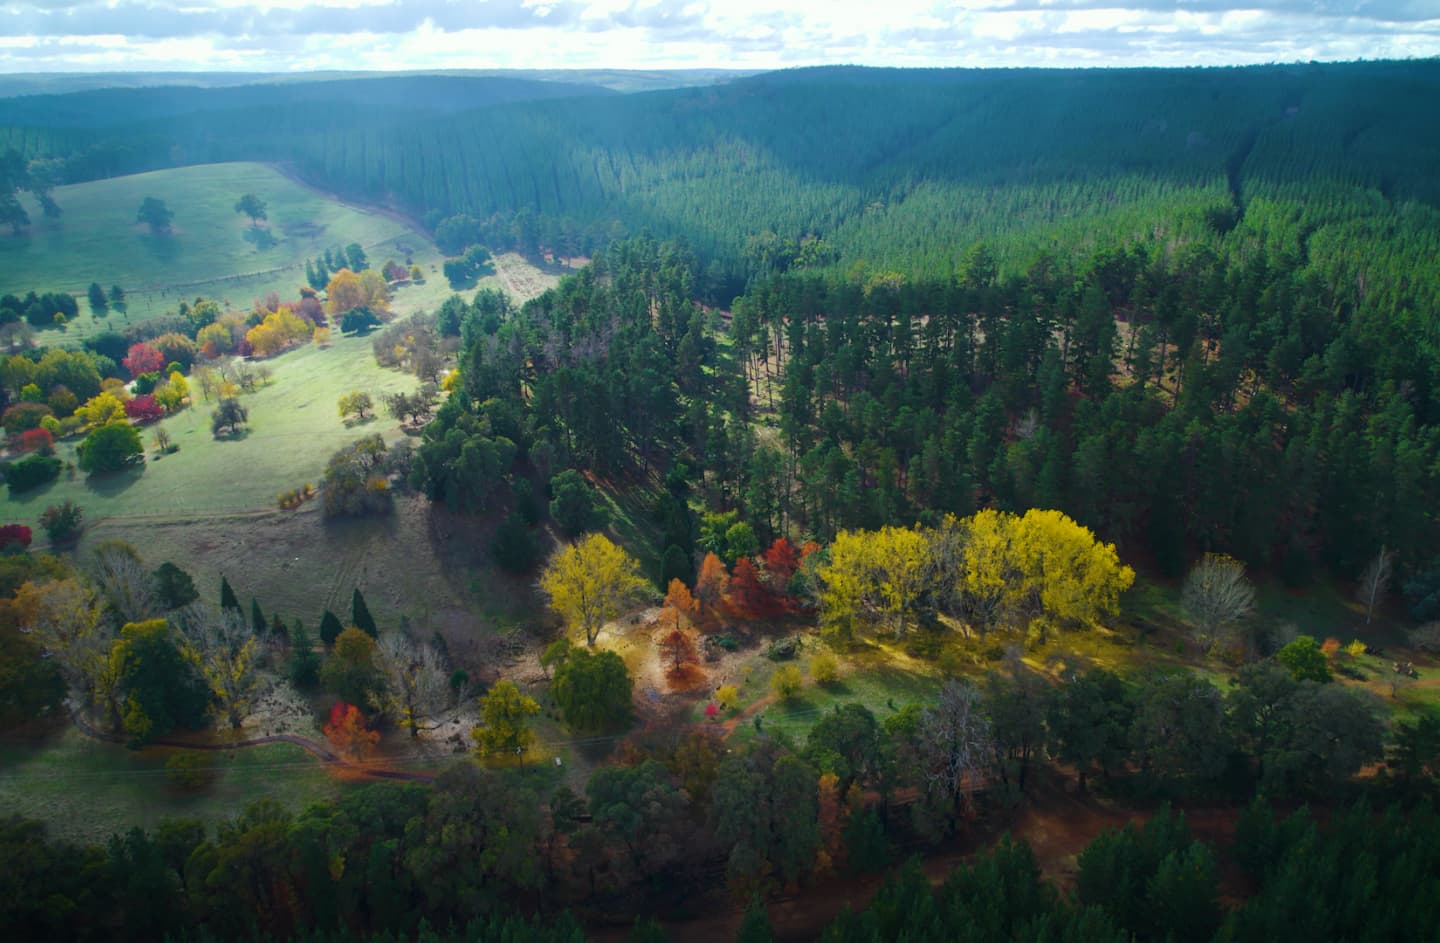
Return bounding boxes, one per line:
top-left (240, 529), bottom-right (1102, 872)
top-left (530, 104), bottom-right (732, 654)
top-left (68, 711), bottom-right (436, 783)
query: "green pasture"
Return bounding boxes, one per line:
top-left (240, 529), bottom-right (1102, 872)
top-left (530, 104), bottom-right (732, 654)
top-left (0, 727), bottom-right (343, 845)
top-left (1, 162), bottom-right (439, 334)
top-left (8, 328), bottom-right (419, 528)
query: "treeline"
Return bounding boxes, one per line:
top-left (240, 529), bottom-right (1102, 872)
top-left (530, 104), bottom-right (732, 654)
top-left (2, 644), bottom-right (1436, 941)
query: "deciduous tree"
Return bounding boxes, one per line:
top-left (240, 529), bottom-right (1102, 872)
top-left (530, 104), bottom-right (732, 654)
top-left (1181, 553), bottom-right (1255, 651)
top-left (539, 533), bottom-right (650, 647)
top-left (472, 678), bottom-right (540, 759)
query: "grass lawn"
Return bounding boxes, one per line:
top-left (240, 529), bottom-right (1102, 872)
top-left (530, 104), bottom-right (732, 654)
top-left (1, 163), bottom-right (423, 332)
top-left (0, 726), bottom-right (344, 845)
top-left (8, 327), bottom-right (420, 527)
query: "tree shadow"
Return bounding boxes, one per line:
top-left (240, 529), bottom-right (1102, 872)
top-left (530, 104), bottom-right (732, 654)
top-left (140, 232), bottom-right (179, 263)
top-left (243, 228), bottom-right (278, 250)
top-left (211, 428), bottom-right (252, 442)
top-left (84, 463), bottom-right (144, 497)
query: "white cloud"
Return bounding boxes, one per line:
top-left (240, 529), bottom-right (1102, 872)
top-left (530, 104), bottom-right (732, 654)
top-left (0, 0), bottom-right (1436, 71)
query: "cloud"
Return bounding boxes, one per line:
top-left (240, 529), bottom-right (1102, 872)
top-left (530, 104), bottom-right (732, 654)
top-left (0, 0), bottom-right (1436, 71)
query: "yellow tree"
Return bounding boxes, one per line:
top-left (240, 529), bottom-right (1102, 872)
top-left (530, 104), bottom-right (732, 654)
top-left (74, 392), bottom-right (127, 429)
top-left (819, 526), bottom-right (934, 639)
top-left (186, 609), bottom-right (261, 731)
top-left (952, 509), bottom-right (1021, 635)
top-left (472, 679), bottom-right (540, 761)
top-left (14, 577), bottom-right (115, 716)
top-left (324, 269), bottom-right (391, 315)
top-left (1009, 509), bottom-right (1134, 636)
top-left (539, 533), bottom-right (651, 646)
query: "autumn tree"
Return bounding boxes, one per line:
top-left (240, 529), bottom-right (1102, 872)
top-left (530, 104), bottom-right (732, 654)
top-left (324, 268), bottom-right (391, 316)
top-left (186, 608), bottom-right (263, 731)
top-left (324, 701), bottom-right (379, 760)
top-left (693, 551), bottom-right (730, 629)
top-left (539, 533), bottom-right (651, 647)
top-left (661, 578), bottom-right (696, 633)
top-left (338, 391), bottom-right (374, 422)
top-left (472, 678), bottom-right (540, 760)
top-left (659, 628), bottom-right (698, 675)
top-left (374, 632), bottom-right (452, 737)
top-left (14, 577), bottom-right (112, 715)
top-left (762, 537), bottom-right (801, 591)
top-left (1181, 553), bottom-right (1256, 651)
top-left (819, 525), bottom-right (935, 639)
top-left (320, 626), bottom-right (384, 709)
top-left (109, 618), bottom-right (210, 747)
top-left (122, 342), bottom-right (164, 378)
top-left (728, 556), bottom-right (778, 619)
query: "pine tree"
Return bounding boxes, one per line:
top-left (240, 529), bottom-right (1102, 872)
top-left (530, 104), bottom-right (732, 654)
top-left (352, 588), bottom-right (377, 637)
top-left (220, 576), bottom-right (240, 612)
top-left (320, 609), bottom-right (344, 647)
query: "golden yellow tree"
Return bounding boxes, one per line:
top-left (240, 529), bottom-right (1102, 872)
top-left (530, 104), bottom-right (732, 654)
top-left (1009, 508), bottom-right (1134, 634)
top-left (472, 678), bottom-right (540, 760)
top-left (819, 525), bottom-right (934, 639)
top-left (74, 392), bottom-right (127, 429)
top-left (324, 268), bottom-right (391, 315)
top-left (14, 577), bottom-right (116, 715)
top-left (539, 533), bottom-right (651, 646)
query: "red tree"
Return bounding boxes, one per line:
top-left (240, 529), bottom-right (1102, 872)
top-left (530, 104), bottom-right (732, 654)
top-left (324, 701), bottom-right (379, 760)
top-left (17, 427), bottom-right (54, 454)
top-left (728, 556), bottom-right (779, 619)
top-left (659, 629), bottom-right (698, 675)
top-left (122, 342), bottom-right (165, 378)
top-left (123, 395), bottom-right (164, 423)
top-left (762, 537), bottom-right (801, 590)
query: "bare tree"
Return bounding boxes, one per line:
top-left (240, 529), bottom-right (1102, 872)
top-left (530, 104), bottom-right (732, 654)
top-left (185, 608), bottom-right (264, 731)
top-left (1181, 553), bottom-right (1255, 651)
top-left (918, 680), bottom-right (995, 813)
top-left (88, 540), bottom-right (156, 625)
top-left (374, 633), bottom-right (455, 737)
top-left (1358, 546), bottom-right (1394, 626)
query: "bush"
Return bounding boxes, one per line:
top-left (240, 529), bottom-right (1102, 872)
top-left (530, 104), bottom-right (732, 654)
top-left (40, 501), bottom-right (83, 544)
top-left (78, 421), bottom-right (143, 473)
top-left (766, 637), bottom-right (799, 661)
top-left (771, 664), bottom-right (804, 700)
top-left (716, 684), bottom-right (740, 711)
top-left (810, 652), bottom-right (840, 685)
top-left (322, 435), bottom-right (391, 518)
top-left (4, 453), bottom-right (62, 494)
top-left (0, 524), bottom-right (32, 552)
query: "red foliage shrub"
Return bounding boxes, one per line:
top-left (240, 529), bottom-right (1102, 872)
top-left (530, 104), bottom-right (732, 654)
top-left (123, 395), bottom-right (164, 424)
top-left (323, 702), bottom-right (379, 760)
top-left (18, 427), bottom-right (54, 454)
top-left (0, 524), bottom-right (32, 550)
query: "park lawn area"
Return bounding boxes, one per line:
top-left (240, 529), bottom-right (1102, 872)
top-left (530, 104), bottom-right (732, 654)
top-left (1, 162), bottom-right (436, 334)
top-left (7, 327), bottom-right (420, 529)
top-left (0, 726), bottom-right (344, 845)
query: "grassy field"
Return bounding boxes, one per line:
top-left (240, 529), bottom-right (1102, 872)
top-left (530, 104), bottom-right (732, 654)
top-left (0, 726), bottom-right (344, 844)
top-left (0, 162), bottom-right (441, 331)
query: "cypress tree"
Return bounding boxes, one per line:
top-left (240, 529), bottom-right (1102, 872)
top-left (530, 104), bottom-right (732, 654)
top-left (251, 599), bottom-right (266, 635)
top-left (288, 623), bottom-right (320, 688)
top-left (352, 588), bottom-right (377, 637)
top-left (220, 576), bottom-right (240, 612)
top-left (319, 609), bottom-right (344, 647)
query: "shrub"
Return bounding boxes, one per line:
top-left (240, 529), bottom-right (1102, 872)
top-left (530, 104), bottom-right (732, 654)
top-left (78, 421), bottom-right (143, 473)
top-left (165, 752), bottom-right (214, 791)
top-left (4, 453), bottom-right (62, 494)
top-left (771, 664), bottom-right (804, 700)
top-left (810, 652), bottom-right (840, 685)
top-left (716, 684), bottom-right (740, 711)
top-left (0, 524), bottom-right (32, 552)
top-left (39, 501), bottom-right (83, 544)
top-left (17, 428), bottom-right (54, 454)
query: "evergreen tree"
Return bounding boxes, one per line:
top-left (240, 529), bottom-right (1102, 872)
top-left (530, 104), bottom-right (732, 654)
top-left (352, 587), bottom-right (377, 637)
top-left (319, 609), bottom-right (344, 647)
top-left (219, 576), bottom-right (240, 612)
top-left (250, 598), bottom-right (266, 635)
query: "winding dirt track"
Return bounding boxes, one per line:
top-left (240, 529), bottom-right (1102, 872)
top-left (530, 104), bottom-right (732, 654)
top-left (68, 712), bottom-right (435, 783)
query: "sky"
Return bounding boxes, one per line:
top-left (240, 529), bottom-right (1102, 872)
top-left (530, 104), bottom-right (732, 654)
top-left (0, 0), bottom-right (1437, 74)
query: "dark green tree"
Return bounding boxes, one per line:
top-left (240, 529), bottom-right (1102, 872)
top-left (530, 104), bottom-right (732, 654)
top-left (351, 587), bottom-right (377, 638)
top-left (77, 421), bottom-right (142, 473)
top-left (550, 646), bottom-right (632, 731)
top-left (150, 562), bottom-right (198, 610)
top-left (219, 576), bottom-right (240, 612)
top-left (136, 196), bottom-right (173, 233)
top-left (319, 609), bottom-right (344, 647)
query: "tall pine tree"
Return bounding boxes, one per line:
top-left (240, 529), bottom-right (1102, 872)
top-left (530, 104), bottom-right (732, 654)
top-left (352, 587), bottom-right (377, 638)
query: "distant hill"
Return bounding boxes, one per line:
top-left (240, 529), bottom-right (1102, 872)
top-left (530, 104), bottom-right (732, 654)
top-left (2, 61), bottom-right (1438, 288)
